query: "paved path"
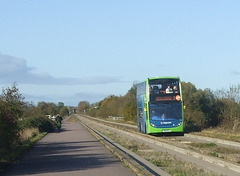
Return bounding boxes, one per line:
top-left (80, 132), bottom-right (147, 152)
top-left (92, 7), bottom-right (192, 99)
top-left (3, 120), bottom-right (135, 176)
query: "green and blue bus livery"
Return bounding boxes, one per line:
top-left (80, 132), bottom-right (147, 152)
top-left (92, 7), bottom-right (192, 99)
top-left (137, 77), bottom-right (184, 134)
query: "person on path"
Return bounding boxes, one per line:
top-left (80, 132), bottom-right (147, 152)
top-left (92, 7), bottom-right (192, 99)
top-left (55, 114), bottom-right (63, 131)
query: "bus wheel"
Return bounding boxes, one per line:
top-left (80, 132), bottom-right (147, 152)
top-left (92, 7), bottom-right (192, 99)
top-left (179, 132), bottom-right (184, 136)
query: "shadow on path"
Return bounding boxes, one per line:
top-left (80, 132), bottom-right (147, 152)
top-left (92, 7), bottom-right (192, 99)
top-left (3, 122), bottom-right (134, 176)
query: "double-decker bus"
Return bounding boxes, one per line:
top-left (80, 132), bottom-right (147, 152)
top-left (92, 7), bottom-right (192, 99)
top-left (137, 77), bottom-right (184, 134)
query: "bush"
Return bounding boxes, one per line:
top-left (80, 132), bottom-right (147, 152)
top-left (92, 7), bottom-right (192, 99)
top-left (20, 116), bottom-right (55, 133)
top-left (37, 117), bottom-right (55, 133)
top-left (0, 84), bottom-right (23, 158)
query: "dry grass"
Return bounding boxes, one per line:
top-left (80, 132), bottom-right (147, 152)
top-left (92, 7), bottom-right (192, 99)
top-left (193, 129), bottom-right (240, 143)
top-left (20, 128), bottom-right (39, 140)
top-left (66, 115), bottom-right (80, 122)
top-left (188, 142), bottom-right (240, 164)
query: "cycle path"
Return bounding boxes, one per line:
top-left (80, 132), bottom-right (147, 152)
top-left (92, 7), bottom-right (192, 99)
top-left (3, 120), bottom-right (135, 176)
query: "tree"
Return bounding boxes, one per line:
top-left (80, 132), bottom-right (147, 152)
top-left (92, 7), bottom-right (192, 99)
top-left (78, 101), bottom-right (90, 114)
top-left (57, 102), bottom-right (64, 109)
top-left (124, 102), bottom-right (137, 122)
top-left (215, 85), bottom-right (240, 132)
top-left (123, 84), bottom-right (137, 121)
top-left (36, 101), bottom-right (48, 115)
top-left (36, 102), bottom-right (58, 116)
top-left (46, 103), bottom-right (58, 115)
top-left (97, 95), bottom-right (121, 118)
top-left (199, 89), bottom-right (222, 127)
top-left (59, 106), bottom-right (69, 116)
top-left (181, 82), bottom-right (206, 131)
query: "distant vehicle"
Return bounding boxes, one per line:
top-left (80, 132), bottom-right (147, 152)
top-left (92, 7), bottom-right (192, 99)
top-left (137, 77), bottom-right (184, 134)
top-left (46, 115), bottom-right (56, 121)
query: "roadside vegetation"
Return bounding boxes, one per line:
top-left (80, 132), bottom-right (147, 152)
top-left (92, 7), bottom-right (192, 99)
top-left (0, 83), bottom-right (70, 173)
top-left (188, 142), bottom-right (240, 164)
top-left (80, 82), bottom-right (240, 134)
top-left (1, 80), bottom-right (240, 173)
top-left (192, 129), bottom-right (240, 143)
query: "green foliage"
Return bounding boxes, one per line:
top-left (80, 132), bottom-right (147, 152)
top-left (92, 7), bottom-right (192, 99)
top-left (59, 106), bottom-right (69, 116)
top-left (97, 95), bottom-right (123, 117)
top-left (0, 132), bottom-right (46, 173)
top-left (0, 84), bottom-right (24, 158)
top-left (182, 82), bottom-right (206, 131)
top-left (21, 101), bottom-right (69, 133)
top-left (87, 107), bottom-right (98, 117)
top-left (215, 86), bottom-right (240, 132)
top-left (182, 82), bottom-right (223, 132)
top-left (22, 102), bottom-right (37, 118)
top-left (124, 102), bottom-right (137, 122)
top-left (0, 83), bottom-right (69, 161)
top-left (85, 81), bottom-right (240, 132)
top-left (37, 118), bottom-right (55, 133)
top-left (123, 84), bottom-right (137, 121)
top-left (86, 84), bottom-right (137, 122)
top-left (57, 102), bottom-right (64, 109)
top-left (209, 152), bottom-right (219, 157)
top-left (36, 101), bottom-right (58, 116)
top-left (20, 116), bottom-right (55, 133)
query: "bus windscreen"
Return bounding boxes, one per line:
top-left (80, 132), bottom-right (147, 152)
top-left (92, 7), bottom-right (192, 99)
top-left (149, 103), bottom-right (182, 120)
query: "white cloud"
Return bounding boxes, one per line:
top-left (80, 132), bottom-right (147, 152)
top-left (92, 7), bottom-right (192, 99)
top-left (0, 54), bottom-right (31, 76)
top-left (231, 70), bottom-right (240, 76)
top-left (0, 53), bottom-right (122, 85)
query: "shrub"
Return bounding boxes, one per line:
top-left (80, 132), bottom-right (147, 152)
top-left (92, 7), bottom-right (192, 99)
top-left (0, 84), bottom-right (23, 158)
top-left (20, 116), bottom-right (55, 133)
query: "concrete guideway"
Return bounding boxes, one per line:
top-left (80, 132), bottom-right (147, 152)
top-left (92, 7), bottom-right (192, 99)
top-left (3, 119), bottom-right (135, 176)
top-left (84, 115), bottom-right (240, 150)
top-left (78, 115), bottom-right (240, 176)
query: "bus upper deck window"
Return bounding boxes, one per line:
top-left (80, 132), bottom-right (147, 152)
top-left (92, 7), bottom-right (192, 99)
top-left (166, 85), bottom-right (173, 94)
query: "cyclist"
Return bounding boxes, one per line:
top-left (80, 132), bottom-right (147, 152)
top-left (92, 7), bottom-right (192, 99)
top-left (55, 114), bottom-right (63, 131)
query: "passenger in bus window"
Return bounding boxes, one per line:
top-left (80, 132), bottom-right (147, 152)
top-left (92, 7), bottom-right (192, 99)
top-left (166, 85), bottom-right (173, 94)
top-left (149, 85), bottom-right (152, 92)
top-left (152, 86), bottom-right (159, 94)
top-left (173, 85), bottom-right (178, 93)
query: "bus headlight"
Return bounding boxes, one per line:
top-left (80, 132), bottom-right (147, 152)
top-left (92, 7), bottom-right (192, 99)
top-left (150, 123), bottom-right (156, 127)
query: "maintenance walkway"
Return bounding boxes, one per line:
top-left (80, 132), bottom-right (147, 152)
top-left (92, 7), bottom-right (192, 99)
top-left (3, 119), bottom-right (135, 176)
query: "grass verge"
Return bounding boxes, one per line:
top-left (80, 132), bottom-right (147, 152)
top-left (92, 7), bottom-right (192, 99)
top-left (188, 142), bottom-right (240, 164)
top-left (193, 129), bottom-right (240, 143)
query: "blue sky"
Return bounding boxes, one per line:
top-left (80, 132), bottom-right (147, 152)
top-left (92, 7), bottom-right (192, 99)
top-left (0, 0), bottom-right (240, 106)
